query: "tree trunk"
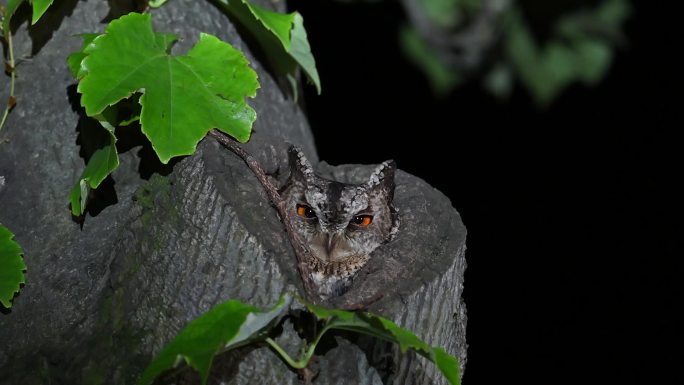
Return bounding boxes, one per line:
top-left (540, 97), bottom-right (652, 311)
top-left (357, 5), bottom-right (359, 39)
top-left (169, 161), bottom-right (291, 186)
top-left (0, 1), bottom-right (467, 384)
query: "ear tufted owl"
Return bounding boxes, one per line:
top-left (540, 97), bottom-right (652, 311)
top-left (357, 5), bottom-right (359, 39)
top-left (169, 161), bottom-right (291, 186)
top-left (280, 146), bottom-right (399, 299)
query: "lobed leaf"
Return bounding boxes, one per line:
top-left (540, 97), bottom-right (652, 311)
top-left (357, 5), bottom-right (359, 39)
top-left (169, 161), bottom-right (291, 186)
top-left (0, 224), bottom-right (26, 308)
top-left (77, 12), bottom-right (258, 164)
top-left (212, 0), bottom-right (320, 95)
top-left (138, 294), bottom-right (292, 385)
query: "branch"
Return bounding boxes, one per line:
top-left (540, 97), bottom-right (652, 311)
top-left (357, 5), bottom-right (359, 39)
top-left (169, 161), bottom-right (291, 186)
top-left (208, 129), bottom-right (318, 301)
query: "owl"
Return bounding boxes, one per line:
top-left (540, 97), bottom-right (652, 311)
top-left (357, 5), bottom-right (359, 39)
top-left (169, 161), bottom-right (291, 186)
top-left (280, 146), bottom-right (399, 299)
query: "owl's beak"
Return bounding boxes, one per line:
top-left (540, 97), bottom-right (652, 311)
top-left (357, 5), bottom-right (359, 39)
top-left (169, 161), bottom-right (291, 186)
top-left (324, 231), bottom-right (343, 255)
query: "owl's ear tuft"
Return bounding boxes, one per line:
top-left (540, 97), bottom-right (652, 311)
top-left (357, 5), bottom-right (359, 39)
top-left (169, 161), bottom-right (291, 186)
top-left (287, 145), bottom-right (315, 185)
top-left (367, 160), bottom-right (396, 196)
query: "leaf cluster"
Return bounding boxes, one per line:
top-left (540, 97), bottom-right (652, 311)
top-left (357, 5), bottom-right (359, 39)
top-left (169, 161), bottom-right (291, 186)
top-left (66, 0), bottom-right (320, 216)
top-left (401, 0), bottom-right (630, 105)
top-left (67, 12), bottom-right (259, 215)
top-left (140, 294), bottom-right (461, 385)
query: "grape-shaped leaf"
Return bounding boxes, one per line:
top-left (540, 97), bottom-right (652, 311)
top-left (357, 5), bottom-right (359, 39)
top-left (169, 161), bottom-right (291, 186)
top-left (0, 224), bottom-right (26, 308)
top-left (2, 0), bottom-right (54, 36)
top-left (212, 0), bottom-right (320, 95)
top-left (77, 12), bottom-right (258, 164)
top-left (139, 294), bottom-right (292, 385)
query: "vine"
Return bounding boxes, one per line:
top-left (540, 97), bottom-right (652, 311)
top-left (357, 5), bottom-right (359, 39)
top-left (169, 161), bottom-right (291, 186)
top-left (0, 0), bottom-right (55, 309)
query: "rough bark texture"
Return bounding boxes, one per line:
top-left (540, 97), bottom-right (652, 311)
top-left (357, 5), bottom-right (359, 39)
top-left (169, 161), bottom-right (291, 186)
top-left (0, 1), bottom-right (467, 384)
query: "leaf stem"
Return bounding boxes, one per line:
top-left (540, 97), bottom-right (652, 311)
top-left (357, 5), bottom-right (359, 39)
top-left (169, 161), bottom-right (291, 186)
top-left (208, 129), bottom-right (318, 301)
top-left (265, 337), bottom-right (307, 369)
top-left (265, 323), bottom-right (331, 370)
top-left (0, 29), bottom-right (16, 136)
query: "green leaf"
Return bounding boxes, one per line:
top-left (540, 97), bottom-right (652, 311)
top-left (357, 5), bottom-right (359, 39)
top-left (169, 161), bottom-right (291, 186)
top-left (573, 38), bottom-right (612, 84)
top-left (505, 11), bottom-right (572, 105)
top-left (1, 0), bottom-right (53, 36)
top-left (400, 25), bottom-right (460, 95)
top-left (289, 13), bottom-right (319, 91)
top-left (139, 294), bottom-right (292, 385)
top-left (556, 0), bottom-right (630, 42)
top-left (212, 0), bottom-right (321, 95)
top-left (67, 33), bottom-right (98, 78)
top-left (305, 301), bottom-right (461, 385)
top-left (0, 224), bottom-right (26, 308)
top-left (30, 0), bottom-right (53, 24)
top-left (77, 12), bottom-right (258, 164)
top-left (69, 127), bottom-right (119, 216)
top-left (2, 0), bottom-right (24, 36)
top-left (69, 179), bottom-right (89, 217)
top-left (244, 1), bottom-right (294, 48)
top-left (418, 0), bottom-right (459, 28)
top-left (596, 0), bottom-right (630, 25)
top-left (432, 347), bottom-right (461, 385)
top-left (147, 0), bottom-right (169, 8)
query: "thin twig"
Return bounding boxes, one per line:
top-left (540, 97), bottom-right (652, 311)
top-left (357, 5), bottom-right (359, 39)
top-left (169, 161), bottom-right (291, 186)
top-left (208, 129), bottom-right (318, 301)
top-left (0, 30), bottom-right (17, 135)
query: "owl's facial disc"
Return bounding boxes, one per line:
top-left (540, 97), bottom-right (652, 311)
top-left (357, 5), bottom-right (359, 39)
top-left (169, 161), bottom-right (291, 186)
top-left (294, 190), bottom-right (378, 262)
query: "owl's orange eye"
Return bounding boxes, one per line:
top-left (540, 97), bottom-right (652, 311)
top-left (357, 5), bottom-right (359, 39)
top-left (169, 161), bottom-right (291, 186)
top-left (296, 204), bottom-right (317, 219)
top-left (351, 215), bottom-right (373, 227)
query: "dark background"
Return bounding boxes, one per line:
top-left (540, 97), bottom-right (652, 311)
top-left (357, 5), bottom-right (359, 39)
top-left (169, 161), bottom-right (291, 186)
top-left (290, 0), bottom-right (678, 384)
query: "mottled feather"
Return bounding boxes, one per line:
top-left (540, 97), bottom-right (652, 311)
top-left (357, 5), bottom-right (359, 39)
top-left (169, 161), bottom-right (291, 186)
top-left (281, 146), bottom-right (398, 299)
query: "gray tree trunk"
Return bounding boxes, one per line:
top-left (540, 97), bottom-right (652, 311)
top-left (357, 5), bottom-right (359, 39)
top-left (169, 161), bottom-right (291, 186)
top-left (0, 1), bottom-right (467, 384)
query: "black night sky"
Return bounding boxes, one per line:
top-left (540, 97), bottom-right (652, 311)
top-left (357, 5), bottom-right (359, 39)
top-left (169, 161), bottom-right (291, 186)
top-left (291, 0), bottom-right (677, 384)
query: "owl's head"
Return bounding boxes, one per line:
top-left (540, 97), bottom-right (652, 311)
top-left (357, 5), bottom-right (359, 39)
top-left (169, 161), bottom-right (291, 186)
top-left (281, 147), bottom-right (398, 265)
